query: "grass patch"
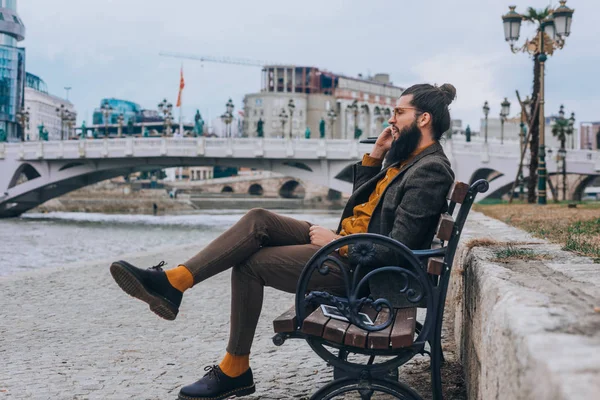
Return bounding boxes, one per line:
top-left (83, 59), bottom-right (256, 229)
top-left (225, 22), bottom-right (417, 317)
top-left (475, 203), bottom-right (600, 260)
top-left (492, 244), bottom-right (551, 262)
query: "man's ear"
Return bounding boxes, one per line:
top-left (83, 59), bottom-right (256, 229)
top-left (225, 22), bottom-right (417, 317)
top-left (419, 112), bottom-right (432, 128)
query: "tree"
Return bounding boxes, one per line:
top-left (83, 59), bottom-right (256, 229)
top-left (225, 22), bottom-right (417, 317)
top-left (522, 6), bottom-right (550, 203)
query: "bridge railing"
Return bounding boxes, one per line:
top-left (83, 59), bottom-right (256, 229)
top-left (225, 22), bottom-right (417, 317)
top-left (0, 137), bottom-right (368, 161)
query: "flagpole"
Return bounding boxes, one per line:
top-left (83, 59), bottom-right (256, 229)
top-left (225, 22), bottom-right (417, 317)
top-left (178, 64), bottom-right (184, 136)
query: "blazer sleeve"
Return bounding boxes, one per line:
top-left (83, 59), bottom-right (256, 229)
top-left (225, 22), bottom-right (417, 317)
top-left (389, 160), bottom-right (454, 249)
top-left (352, 154), bottom-right (383, 193)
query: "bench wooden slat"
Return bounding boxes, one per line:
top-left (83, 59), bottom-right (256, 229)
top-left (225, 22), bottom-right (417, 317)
top-left (273, 305), bottom-right (298, 333)
top-left (390, 308), bottom-right (417, 348)
top-left (427, 257), bottom-right (444, 276)
top-left (323, 318), bottom-right (350, 344)
top-left (301, 306), bottom-right (330, 337)
top-left (436, 213), bottom-right (454, 241)
top-left (344, 306), bottom-right (379, 348)
top-left (367, 308), bottom-right (393, 349)
top-left (447, 181), bottom-right (469, 204)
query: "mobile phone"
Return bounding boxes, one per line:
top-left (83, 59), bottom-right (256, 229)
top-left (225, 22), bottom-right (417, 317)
top-left (321, 304), bottom-right (374, 326)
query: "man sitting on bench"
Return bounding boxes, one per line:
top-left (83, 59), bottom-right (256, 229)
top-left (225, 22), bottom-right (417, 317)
top-left (109, 83), bottom-right (456, 400)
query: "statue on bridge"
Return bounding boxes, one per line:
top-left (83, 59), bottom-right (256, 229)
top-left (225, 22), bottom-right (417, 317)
top-left (256, 118), bottom-right (264, 138)
top-left (354, 127), bottom-right (363, 140)
top-left (304, 127), bottom-right (311, 139)
top-left (319, 118), bottom-right (325, 139)
top-left (80, 121), bottom-right (87, 139)
top-left (38, 124), bottom-right (48, 141)
top-left (143, 127), bottom-right (150, 138)
top-left (465, 125), bottom-right (471, 142)
top-left (194, 110), bottom-right (205, 137)
top-left (127, 119), bottom-right (135, 136)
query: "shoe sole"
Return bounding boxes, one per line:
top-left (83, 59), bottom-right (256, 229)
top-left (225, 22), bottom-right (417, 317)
top-left (178, 384), bottom-right (256, 400)
top-left (110, 261), bottom-right (178, 321)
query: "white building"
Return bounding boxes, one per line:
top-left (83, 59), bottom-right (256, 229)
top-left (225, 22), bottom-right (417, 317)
top-left (243, 66), bottom-right (404, 140)
top-left (25, 73), bottom-right (76, 141)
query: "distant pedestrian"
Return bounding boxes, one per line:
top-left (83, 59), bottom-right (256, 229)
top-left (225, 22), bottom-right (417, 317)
top-left (152, 203), bottom-right (158, 216)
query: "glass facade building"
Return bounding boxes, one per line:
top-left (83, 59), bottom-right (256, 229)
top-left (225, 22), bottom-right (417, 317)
top-left (93, 98), bottom-right (143, 125)
top-left (0, 0), bottom-right (25, 141)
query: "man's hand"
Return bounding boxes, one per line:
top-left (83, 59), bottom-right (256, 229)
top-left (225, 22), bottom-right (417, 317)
top-left (309, 225), bottom-right (340, 247)
top-left (370, 126), bottom-right (395, 159)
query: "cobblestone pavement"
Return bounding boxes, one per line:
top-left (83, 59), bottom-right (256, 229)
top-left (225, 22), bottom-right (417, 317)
top-left (0, 237), bottom-right (464, 399)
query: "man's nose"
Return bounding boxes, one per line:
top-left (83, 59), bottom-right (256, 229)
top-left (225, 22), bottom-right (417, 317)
top-left (388, 116), bottom-right (395, 125)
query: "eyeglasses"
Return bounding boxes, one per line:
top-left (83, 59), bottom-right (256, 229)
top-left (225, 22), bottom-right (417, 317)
top-left (393, 106), bottom-right (423, 117)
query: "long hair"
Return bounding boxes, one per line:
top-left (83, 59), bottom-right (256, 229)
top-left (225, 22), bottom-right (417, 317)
top-left (401, 83), bottom-right (456, 140)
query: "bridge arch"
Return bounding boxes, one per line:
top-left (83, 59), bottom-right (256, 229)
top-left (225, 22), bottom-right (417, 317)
top-left (221, 186), bottom-right (234, 193)
top-left (59, 162), bottom-right (84, 172)
top-left (279, 180), bottom-right (305, 199)
top-left (248, 184), bottom-right (264, 196)
top-left (572, 175), bottom-right (599, 201)
top-left (8, 163), bottom-right (42, 189)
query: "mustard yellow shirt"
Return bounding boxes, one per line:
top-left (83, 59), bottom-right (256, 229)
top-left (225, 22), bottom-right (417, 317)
top-left (338, 143), bottom-right (434, 256)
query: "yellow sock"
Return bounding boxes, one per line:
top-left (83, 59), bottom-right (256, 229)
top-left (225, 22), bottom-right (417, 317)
top-left (165, 265), bottom-right (194, 293)
top-left (219, 352), bottom-right (250, 378)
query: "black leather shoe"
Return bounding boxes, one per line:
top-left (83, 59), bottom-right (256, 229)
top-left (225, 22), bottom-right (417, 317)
top-left (178, 365), bottom-right (255, 400)
top-left (109, 260), bottom-right (182, 320)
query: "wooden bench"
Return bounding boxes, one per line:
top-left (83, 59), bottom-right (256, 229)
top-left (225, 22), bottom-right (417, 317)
top-left (272, 179), bottom-right (488, 400)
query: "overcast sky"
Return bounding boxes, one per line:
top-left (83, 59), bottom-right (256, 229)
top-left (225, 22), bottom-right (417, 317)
top-left (19, 0), bottom-right (598, 131)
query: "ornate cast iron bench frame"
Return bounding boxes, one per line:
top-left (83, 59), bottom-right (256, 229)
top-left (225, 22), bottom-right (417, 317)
top-left (272, 179), bottom-right (489, 400)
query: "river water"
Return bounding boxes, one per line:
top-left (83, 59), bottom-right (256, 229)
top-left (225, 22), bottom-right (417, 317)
top-left (0, 209), bottom-right (343, 276)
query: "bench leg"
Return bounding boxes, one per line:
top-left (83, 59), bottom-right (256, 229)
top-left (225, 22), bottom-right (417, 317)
top-left (309, 377), bottom-right (423, 400)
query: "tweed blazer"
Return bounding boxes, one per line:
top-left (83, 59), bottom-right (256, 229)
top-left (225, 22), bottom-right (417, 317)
top-left (336, 141), bottom-right (455, 306)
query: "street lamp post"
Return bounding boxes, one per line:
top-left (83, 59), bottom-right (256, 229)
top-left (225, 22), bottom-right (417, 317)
top-left (500, 97), bottom-right (511, 145)
top-left (100, 100), bottom-right (113, 138)
top-left (219, 98), bottom-right (235, 138)
top-left (65, 111), bottom-right (76, 140)
top-left (287, 98), bottom-right (295, 139)
top-left (519, 95), bottom-right (531, 200)
top-left (482, 101), bottom-right (490, 143)
top-left (158, 99), bottom-right (173, 137)
top-left (16, 107), bottom-right (30, 141)
top-left (278, 109), bottom-right (288, 138)
top-left (502, 1), bottom-right (575, 205)
top-left (327, 108), bottom-right (337, 139)
top-left (117, 113), bottom-right (124, 138)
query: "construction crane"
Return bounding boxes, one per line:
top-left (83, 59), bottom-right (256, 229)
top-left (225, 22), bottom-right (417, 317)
top-left (159, 51), bottom-right (283, 67)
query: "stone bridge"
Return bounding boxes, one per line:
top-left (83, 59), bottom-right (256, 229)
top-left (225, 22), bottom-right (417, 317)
top-left (1, 136), bottom-right (600, 217)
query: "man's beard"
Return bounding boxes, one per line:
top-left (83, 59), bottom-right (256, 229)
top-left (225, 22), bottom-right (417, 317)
top-left (384, 120), bottom-right (423, 166)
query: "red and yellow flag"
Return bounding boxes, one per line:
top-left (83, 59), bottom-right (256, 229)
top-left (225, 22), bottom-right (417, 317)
top-left (176, 66), bottom-right (185, 107)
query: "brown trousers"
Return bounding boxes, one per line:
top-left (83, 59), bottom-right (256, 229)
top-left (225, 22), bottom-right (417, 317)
top-left (182, 208), bottom-right (346, 355)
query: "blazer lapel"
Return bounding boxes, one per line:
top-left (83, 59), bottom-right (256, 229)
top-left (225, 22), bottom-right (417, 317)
top-left (342, 142), bottom-right (445, 221)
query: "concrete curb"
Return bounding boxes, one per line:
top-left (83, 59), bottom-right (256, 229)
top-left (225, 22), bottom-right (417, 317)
top-left (450, 212), bottom-right (600, 400)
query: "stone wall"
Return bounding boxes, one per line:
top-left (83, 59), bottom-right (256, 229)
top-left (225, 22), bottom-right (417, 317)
top-left (449, 212), bottom-right (600, 400)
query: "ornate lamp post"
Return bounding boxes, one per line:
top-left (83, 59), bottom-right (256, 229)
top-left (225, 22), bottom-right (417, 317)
top-left (65, 111), bottom-right (76, 139)
top-left (502, 1), bottom-right (575, 205)
top-left (346, 100), bottom-right (359, 139)
top-left (158, 99), bottom-right (173, 137)
top-left (278, 108), bottom-right (288, 138)
top-left (219, 98), bottom-right (235, 138)
top-left (482, 101), bottom-right (490, 143)
top-left (500, 97), bottom-right (511, 145)
top-left (327, 108), bottom-right (337, 139)
top-left (519, 95), bottom-right (531, 200)
top-left (100, 100), bottom-right (113, 138)
top-left (287, 98), bottom-right (295, 139)
top-left (117, 113), bottom-right (124, 137)
top-left (552, 104), bottom-right (576, 201)
top-left (16, 107), bottom-right (30, 141)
